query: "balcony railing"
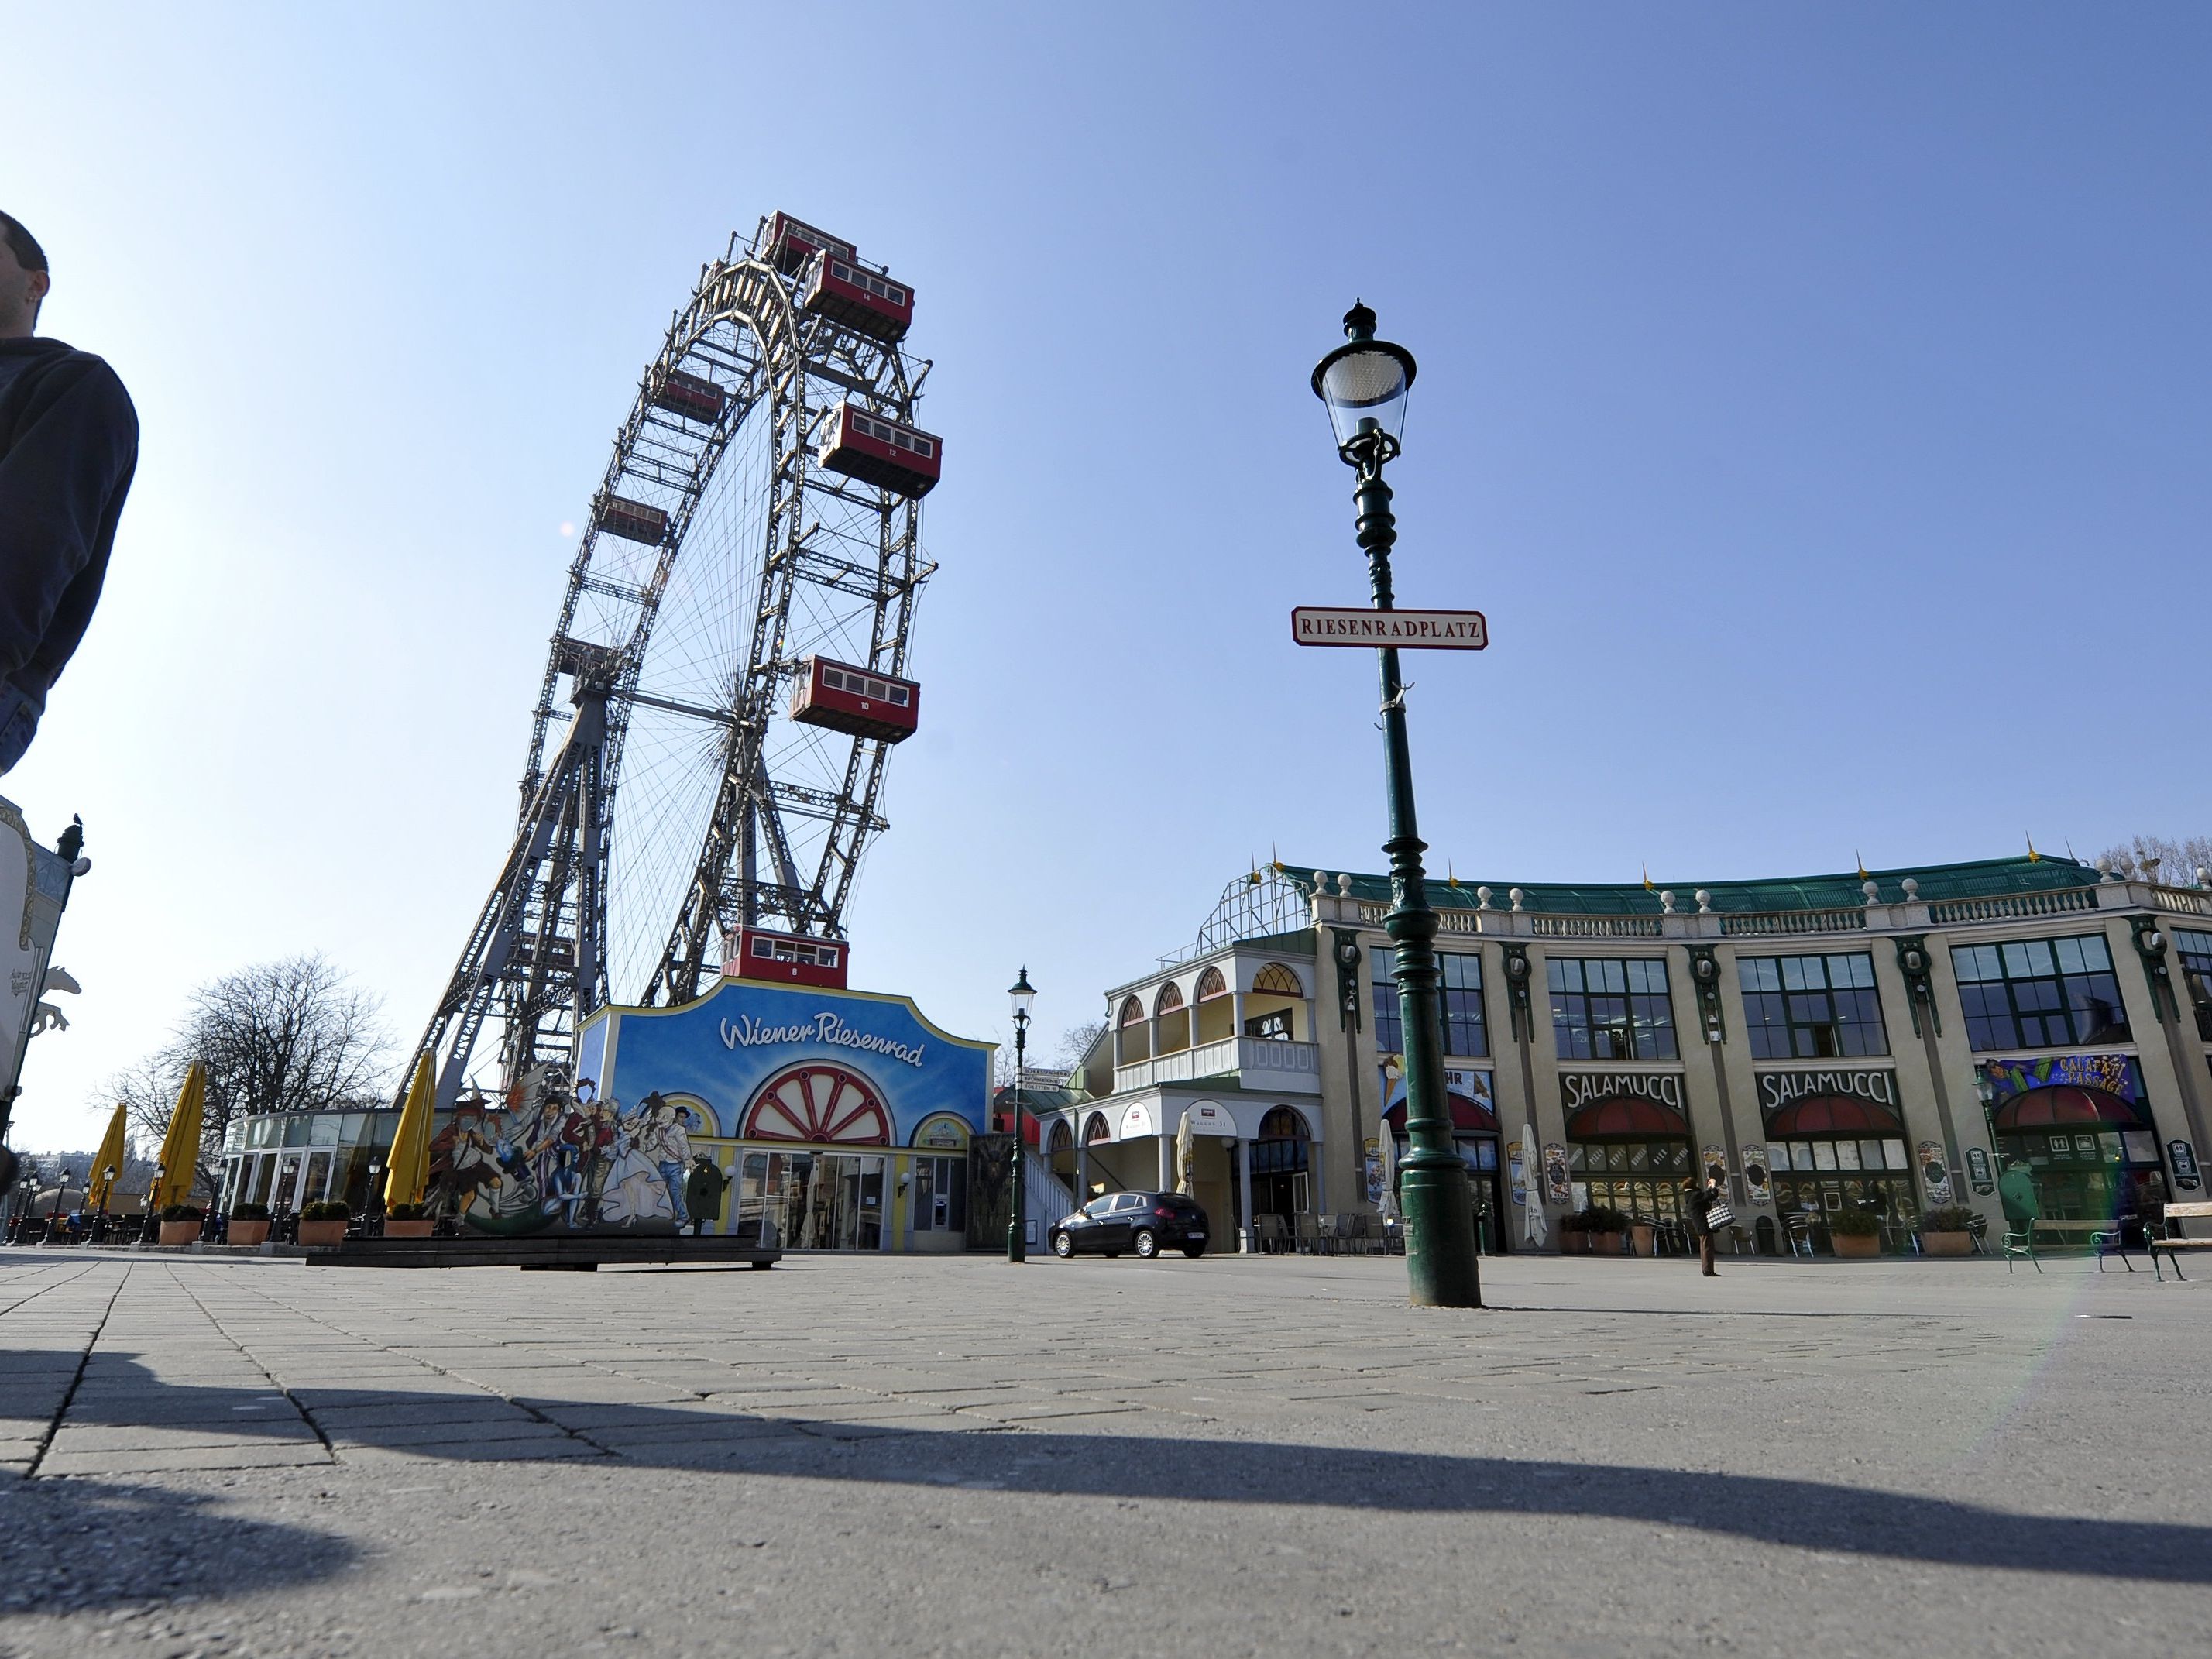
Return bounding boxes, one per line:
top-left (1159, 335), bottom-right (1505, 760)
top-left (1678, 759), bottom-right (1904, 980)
top-left (1112, 1035), bottom-right (1321, 1095)
top-left (1925, 888), bottom-right (2098, 926)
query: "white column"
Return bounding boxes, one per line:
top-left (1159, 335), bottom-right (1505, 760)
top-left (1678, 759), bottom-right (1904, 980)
top-left (1238, 1140), bottom-right (1255, 1252)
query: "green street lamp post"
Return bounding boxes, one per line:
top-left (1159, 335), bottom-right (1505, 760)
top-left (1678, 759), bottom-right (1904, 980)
top-left (1006, 967), bottom-right (1036, 1263)
top-left (1312, 301), bottom-right (1482, 1309)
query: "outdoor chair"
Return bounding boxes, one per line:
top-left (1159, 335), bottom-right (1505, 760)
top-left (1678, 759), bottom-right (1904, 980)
top-left (2001, 1208), bottom-right (2041, 1274)
top-left (1965, 1213), bottom-right (1990, 1256)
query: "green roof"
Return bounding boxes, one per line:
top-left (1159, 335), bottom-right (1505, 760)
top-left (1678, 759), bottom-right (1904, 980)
top-left (1275, 854), bottom-right (2101, 916)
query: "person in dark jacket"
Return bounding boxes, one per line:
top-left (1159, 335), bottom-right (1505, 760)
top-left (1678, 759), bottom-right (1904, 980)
top-left (1685, 1175), bottom-right (1722, 1277)
top-left (0, 211), bottom-right (138, 773)
top-left (683, 1154), bottom-right (727, 1237)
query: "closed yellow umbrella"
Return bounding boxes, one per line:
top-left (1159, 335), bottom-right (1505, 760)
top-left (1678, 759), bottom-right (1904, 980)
top-left (383, 1053), bottom-right (436, 1209)
top-left (87, 1100), bottom-right (129, 1211)
top-left (151, 1061), bottom-right (207, 1211)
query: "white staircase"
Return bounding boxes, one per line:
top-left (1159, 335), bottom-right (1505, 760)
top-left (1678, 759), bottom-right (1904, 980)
top-left (1023, 1151), bottom-right (1075, 1246)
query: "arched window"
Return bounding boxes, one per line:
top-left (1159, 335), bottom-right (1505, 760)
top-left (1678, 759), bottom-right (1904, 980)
top-left (1115, 995), bottom-right (1150, 1065)
top-left (1193, 964), bottom-right (1233, 1042)
top-left (1252, 963), bottom-right (1303, 997)
top-left (1046, 1118), bottom-right (1074, 1155)
top-left (1154, 981), bottom-right (1190, 1056)
top-left (1251, 1104), bottom-right (1310, 1180)
top-left (1083, 1112), bottom-right (1110, 1144)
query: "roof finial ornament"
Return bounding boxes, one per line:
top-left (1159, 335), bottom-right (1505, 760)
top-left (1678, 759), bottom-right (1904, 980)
top-left (1336, 873), bottom-right (1352, 897)
top-left (1694, 889), bottom-right (1711, 914)
top-left (1901, 877), bottom-right (1919, 901)
top-left (1659, 890), bottom-right (1676, 915)
top-left (1508, 887), bottom-right (1525, 912)
top-left (1475, 885), bottom-right (1492, 911)
top-left (1862, 879), bottom-right (1880, 905)
top-left (1314, 871), bottom-right (1331, 898)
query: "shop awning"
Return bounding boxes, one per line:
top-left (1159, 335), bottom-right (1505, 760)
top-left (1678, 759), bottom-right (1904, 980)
top-left (1384, 1091), bottom-right (1500, 1135)
top-left (1991, 1085), bottom-right (2144, 1130)
top-left (1766, 1095), bottom-right (1905, 1136)
top-left (1565, 1097), bottom-right (1690, 1139)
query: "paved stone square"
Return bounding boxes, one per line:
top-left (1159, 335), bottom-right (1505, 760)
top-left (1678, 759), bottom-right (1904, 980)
top-left (0, 1248), bottom-right (2205, 1657)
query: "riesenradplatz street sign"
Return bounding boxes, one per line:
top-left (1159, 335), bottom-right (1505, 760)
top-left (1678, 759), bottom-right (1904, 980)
top-left (1290, 606), bottom-right (1489, 649)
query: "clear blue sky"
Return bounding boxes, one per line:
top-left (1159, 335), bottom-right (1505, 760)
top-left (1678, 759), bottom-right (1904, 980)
top-left (9, 2), bottom-right (2208, 1147)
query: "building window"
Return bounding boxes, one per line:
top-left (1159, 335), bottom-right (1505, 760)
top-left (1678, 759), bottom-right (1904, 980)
top-left (1951, 935), bottom-right (2130, 1051)
top-left (1372, 957), bottom-right (1403, 1055)
top-left (1738, 953), bottom-right (1887, 1059)
top-left (1547, 957), bottom-right (1677, 1061)
top-left (1439, 952), bottom-right (1488, 1058)
top-left (2176, 928), bottom-right (2212, 1042)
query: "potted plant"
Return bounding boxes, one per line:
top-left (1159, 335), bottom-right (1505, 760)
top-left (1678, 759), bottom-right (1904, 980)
top-left (1583, 1205), bottom-right (1630, 1256)
top-left (1558, 1211), bottom-right (1591, 1255)
top-left (156, 1204), bottom-right (204, 1247)
top-left (384, 1202), bottom-right (434, 1239)
top-left (297, 1200), bottom-right (350, 1247)
top-left (1917, 1205), bottom-right (1977, 1257)
top-left (227, 1202), bottom-right (271, 1248)
top-left (1827, 1205), bottom-right (1883, 1258)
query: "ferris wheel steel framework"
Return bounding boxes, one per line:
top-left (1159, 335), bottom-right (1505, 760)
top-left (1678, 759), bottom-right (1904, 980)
top-left (407, 220), bottom-right (936, 1112)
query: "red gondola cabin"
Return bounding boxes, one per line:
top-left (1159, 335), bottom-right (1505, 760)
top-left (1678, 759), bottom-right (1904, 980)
top-left (593, 494), bottom-right (667, 544)
top-left (723, 925), bottom-right (849, 989)
top-left (652, 369), bottom-right (725, 423)
top-left (766, 211), bottom-right (856, 277)
top-left (815, 402), bottom-right (942, 499)
top-left (789, 656), bottom-right (920, 744)
top-left (801, 252), bottom-right (913, 345)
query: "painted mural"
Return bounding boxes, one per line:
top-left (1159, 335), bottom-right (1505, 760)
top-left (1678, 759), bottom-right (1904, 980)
top-left (429, 979), bottom-right (991, 1238)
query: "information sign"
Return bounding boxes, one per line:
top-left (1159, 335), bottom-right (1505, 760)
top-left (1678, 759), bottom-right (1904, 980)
top-left (1291, 607), bottom-right (1488, 649)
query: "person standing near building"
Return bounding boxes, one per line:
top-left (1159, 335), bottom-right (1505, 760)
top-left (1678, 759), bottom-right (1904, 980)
top-left (0, 212), bottom-right (137, 772)
top-left (683, 1153), bottom-right (726, 1237)
top-left (1685, 1174), bottom-right (1725, 1278)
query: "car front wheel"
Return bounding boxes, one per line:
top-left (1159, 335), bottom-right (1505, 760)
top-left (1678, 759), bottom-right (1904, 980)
top-left (1133, 1228), bottom-right (1159, 1259)
top-left (1051, 1231), bottom-right (1074, 1258)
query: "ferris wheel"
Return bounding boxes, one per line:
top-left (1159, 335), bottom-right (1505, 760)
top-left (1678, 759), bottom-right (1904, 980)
top-left (408, 212), bottom-right (940, 1108)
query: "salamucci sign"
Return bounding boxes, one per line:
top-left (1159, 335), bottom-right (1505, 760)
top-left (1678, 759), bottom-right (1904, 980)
top-left (1291, 607), bottom-right (1488, 649)
top-left (1756, 1069), bottom-right (1898, 1112)
top-left (1559, 1070), bottom-right (1684, 1111)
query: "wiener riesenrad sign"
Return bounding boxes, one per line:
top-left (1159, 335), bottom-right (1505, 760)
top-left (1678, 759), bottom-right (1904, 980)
top-left (1290, 607), bottom-right (1488, 648)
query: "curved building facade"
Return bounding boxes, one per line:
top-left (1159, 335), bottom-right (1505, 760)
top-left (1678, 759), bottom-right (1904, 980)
top-left (1044, 855), bottom-right (2212, 1253)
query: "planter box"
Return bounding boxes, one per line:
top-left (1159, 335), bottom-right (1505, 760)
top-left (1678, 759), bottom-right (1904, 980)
top-left (296, 1220), bottom-right (348, 1247)
top-left (1832, 1231), bottom-right (1881, 1258)
top-left (1592, 1232), bottom-right (1626, 1256)
top-left (1921, 1231), bottom-right (1973, 1257)
top-left (1630, 1224), bottom-right (1657, 1258)
top-left (226, 1220), bottom-right (270, 1247)
top-left (383, 1218), bottom-right (434, 1239)
top-left (156, 1219), bottom-right (201, 1247)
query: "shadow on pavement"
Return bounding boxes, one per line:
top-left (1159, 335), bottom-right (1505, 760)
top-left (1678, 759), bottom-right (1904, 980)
top-left (0, 1476), bottom-right (358, 1614)
top-left (11, 1348), bottom-right (2205, 1587)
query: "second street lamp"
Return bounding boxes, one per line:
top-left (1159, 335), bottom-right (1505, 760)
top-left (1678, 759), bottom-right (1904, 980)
top-left (1312, 301), bottom-right (1482, 1309)
top-left (1006, 967), bottom-right (1036, 1264)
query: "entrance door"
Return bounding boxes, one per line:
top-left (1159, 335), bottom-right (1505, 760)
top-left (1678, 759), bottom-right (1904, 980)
top-left (740, 1150), bottom-right (885, 1250)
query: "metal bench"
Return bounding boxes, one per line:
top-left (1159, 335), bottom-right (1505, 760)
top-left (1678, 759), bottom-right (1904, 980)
top-left (2150, 1201), bottom-right (2212, 1282)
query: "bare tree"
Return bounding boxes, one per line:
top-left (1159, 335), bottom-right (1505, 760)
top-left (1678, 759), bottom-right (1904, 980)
top-left (2092, 834), bottom-right (2212, 885)
top-left (1056, 1018), bottom-right (1107, 1071)
top-left (94, 954), bottom-right (393, 1203)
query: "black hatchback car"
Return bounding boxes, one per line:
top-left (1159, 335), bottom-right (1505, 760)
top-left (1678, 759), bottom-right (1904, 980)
top-left (1049, 1190), bottom-right (1211, 1259)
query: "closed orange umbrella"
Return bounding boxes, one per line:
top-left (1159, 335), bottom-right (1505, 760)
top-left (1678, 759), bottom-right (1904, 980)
top-left (87, 1100), bottom-right (129, 1211)
top-left (383, 1053), bottom-right (436, 1210)
top-left (151, 1061), bottom-right (206, 1211)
